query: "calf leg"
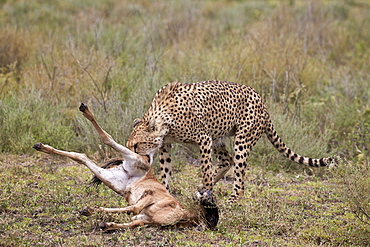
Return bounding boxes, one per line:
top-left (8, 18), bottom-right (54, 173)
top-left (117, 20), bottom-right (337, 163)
top-left (98, 205), bottom-right (142, 215)
top-left (100, 220), bottom-right (148, 230)
top-left (83, 192), bottom-right (156, 216)
top-left (82, 207), bottom-right (152, 230)
top-left (81, 206), bottom-right (141, 215)
top-left (33, 143), bottom-right (128, 195)
top-left (33, 143), bottom-right (91, 164)
top-left (79, 103), bottom-right (142, 163)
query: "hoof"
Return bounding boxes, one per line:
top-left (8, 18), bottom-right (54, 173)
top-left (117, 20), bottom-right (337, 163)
top-left (80, 206), bottom-right (93, 216)
top-left (99, 222), bottom-right (116, 231)
top-left (33, 143), bottom-right (42, 151)
top-left (99, 222), bottom-right (108, 231)
top-left (79, 103), bottom-right (88, 112)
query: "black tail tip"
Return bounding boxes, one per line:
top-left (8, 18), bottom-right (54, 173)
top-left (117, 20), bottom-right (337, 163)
top-left (327, 156), bottom-right (339, 167)
top-left (79, 103), bottom-right (88, 112)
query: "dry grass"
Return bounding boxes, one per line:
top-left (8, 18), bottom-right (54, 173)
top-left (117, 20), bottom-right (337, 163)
top-left (1, 153), bottom-right (369, 246)
top-left (1, 0), bottom-right (369, 245)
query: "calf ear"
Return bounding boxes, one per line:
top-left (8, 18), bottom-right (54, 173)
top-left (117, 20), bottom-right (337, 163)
top-left (133, 118), bottom-right (142, 128)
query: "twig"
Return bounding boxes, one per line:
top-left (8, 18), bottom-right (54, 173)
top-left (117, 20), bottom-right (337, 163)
top-left (69, 50), bottom-right (113, 112)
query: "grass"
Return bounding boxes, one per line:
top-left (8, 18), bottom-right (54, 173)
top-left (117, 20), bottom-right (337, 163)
top-left (0, 0), bottom-right (369, 245)
top-left (1, 153), bottom-right (369, 246)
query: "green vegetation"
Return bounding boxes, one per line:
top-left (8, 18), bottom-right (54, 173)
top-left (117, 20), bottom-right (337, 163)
top-left (0, 0), bottom-right (369, 245)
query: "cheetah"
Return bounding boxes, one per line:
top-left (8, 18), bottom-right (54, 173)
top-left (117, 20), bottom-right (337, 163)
top-left (127, 80), bottom-right (336, 203)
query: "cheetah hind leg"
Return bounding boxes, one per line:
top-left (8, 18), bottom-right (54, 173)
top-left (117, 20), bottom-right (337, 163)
top-left (213, 145), bottom-right (234, 184)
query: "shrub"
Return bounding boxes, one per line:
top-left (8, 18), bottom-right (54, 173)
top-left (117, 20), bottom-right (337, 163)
top-left (0, 27), bottom-right (33, 96)
top-left (0, 91), bottom-right (77, 153)
top-left (0, 27), bottom-right (30, 73)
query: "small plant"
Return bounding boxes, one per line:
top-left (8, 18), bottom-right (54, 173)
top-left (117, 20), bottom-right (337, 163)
top-left (332, 158), bottom-right (370, 225)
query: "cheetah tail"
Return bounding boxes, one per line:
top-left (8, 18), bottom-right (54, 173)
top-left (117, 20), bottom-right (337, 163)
top-left (265, 118), bottom-right (336, 167)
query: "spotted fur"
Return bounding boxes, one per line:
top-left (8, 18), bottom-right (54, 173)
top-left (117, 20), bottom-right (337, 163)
top-left (127, 80), bottom-right (336, 203)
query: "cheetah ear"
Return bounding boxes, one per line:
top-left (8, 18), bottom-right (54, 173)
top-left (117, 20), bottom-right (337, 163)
top-left (133, 118), bottom-right (142, 128)
top-left (149, 118), bottom-right (156, 132)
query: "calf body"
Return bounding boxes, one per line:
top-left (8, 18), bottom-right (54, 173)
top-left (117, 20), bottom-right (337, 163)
top-left (33, 103), bottom-right (218, 230)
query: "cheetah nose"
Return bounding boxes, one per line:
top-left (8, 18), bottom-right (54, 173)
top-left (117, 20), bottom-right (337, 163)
top-left (133, 143), bottom-right (138, 153)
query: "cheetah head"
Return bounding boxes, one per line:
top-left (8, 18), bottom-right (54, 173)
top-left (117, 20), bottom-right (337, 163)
top-left (126, 118), bottom-right (168, 164)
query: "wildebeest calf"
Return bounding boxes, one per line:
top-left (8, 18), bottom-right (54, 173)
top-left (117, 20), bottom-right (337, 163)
top-left (33, 103), bottom-right (218, 230)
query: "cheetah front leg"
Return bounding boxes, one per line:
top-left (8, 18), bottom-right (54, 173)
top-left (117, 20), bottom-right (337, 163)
top-left (198, 136), bottom-right (214, 191)
top-left (159, 144), bottom-right (172, 191)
